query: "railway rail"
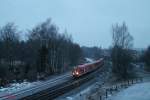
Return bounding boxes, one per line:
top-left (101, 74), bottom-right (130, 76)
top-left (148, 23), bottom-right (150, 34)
top-left (0, 72), bottom-right (72, 100)
top-left (22, 62), bottom-right (108, 100)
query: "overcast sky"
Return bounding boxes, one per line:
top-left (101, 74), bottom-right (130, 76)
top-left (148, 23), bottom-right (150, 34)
top-left (0, 0), bottom-right (150, 48)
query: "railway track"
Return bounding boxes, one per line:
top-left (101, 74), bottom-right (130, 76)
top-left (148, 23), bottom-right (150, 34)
top-left (21, 63), bottom-right (108, 100)
top-left (0, 72), bottom-right (72, 100)
top-left (23, 75), bottom-right (93, 100)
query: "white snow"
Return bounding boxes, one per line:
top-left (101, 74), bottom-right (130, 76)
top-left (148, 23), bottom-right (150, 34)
top-left (63, 82), bottom-right (95, 100)
top-left (0, 71), bottom-right (71, 99)
top-left (85, 58), bottom-right (94, 63)
top-left (63, 81), bottom-right (103, 100)
top-left (0, 81), bottom-right (42, 99)
top-left (110, 82), bottom-right (150, 100)
top-left (0, 81), bottom-right (41, 94)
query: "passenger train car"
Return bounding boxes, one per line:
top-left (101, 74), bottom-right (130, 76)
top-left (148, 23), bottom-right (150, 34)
top-left (72, 58), bottom-right (104, 77)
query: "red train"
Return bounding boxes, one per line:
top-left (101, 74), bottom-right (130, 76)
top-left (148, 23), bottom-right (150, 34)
top-left (72, 58), bottom-right (104, 77)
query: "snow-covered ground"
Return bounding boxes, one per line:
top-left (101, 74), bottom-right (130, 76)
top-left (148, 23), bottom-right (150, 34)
top-left (65, 82), bottom-right (96, 100)
top-left (0, 71), bottom-right (71, 99)
top-left (85, 58), bottom-right (94, 62)
top-left (109, 82), bottom-right (150, 100)
top-left (0, 80), bottom-right (44, 100)
top-left (58, 78), bottom-right (103, 100)
top-left (0, 80), bottom-right (43, 98)
top-left (0, 81), bottom-right (41, 93)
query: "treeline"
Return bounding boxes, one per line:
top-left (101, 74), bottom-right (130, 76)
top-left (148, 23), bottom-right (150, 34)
top-left (82, 46), bottom-right (103, 60)
top-left (0, 19), bottom-right (83, 85)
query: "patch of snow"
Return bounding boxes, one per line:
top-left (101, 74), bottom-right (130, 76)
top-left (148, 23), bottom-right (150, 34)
top-left (66, 97), bottom-right (74, 100)
top-left (0, 72), bottom-right (71, 98)
top-left (110, 82), bottom-right (150, 100)
top-left (0, 80), bottom-right (42, 97)
top-left (64, 82), bottom-right (102, 100)
top-left (85, 58), bottom-right (94, 63)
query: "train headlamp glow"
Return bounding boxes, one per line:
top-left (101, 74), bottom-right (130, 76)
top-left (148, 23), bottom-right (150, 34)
top-left (76, 71), bottom-right (79, 75)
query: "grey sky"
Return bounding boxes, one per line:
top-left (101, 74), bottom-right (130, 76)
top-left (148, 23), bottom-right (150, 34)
top-left (0, 0), bottom-right (150, 48)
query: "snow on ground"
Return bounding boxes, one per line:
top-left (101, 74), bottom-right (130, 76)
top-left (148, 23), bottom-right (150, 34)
top-left (110, 82), bottom-right (150, 100)
top-left (59, 73), bottom-right (110, 100)
top-left (0, 81), bottom-right (42, 97)
top-left (0, 71), bottom-right (71, 98)
top-left (64, 82), bottom-right (96, 100)
top-left (85, 58), bottom-right (94, 63)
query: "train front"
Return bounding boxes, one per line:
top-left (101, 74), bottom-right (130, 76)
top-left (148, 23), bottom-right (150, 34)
top-left (72, 67), bottom-right (81, 77)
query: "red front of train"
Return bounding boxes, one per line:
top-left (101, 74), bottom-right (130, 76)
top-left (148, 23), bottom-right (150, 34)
top-left (72, 58), bottom-right (104, 77)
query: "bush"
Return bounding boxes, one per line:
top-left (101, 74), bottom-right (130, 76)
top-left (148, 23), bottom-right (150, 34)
top-left (111, 45), bottom-right (133, 79)
top-left (143, 46), bottom-right (150, 71)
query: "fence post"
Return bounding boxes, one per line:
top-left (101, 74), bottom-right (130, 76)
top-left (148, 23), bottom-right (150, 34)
top-left (105, 89), bottom-right (108, 98)
top-left (88, 96), bottom-right (92, 100)
top-left (132, 79), bottom-right (134, 84)
top-left (110, 88), bottom-right (112, 94)
top-left (127, 80), bottom-right (129, 86)
top-left (99, 95), bottom-right (102, 100)
top-left (80, 94), bottom-right (82, 100)
top-left (115, 85), bottom-right (118, 91)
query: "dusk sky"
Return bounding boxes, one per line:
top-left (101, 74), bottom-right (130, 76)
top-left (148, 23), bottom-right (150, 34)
top-left (0, 0), bottom-right (150, 48)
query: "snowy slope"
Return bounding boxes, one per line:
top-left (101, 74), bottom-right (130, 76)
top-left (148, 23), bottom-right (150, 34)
top-left (110, 82), bottom-right (150, 100)
top-left (0, 81), bottom-right (41, 97)
top-left (0, 81), bottom-right (40, 93)
top-left (0, 71), bottom-right (71, 99)
top-left (85, 58), bottom-right (94, 62)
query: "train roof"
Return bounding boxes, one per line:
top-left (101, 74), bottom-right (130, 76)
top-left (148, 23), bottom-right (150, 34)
top-left (77, 58), bottom-right (104, 68)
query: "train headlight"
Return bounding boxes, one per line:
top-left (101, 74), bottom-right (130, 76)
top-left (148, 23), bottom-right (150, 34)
top-left (72, 72), bottom-right (75, 75)
top-left (76, 71), bottom-right (79, 75)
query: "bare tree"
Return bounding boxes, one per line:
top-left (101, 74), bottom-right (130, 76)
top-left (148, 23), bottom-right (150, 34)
top-left (0, 23), bottom-right (20, 69)
top-left (111, 22), bottom-right (134, 79)
top-left (0, 22), bottom-right (21, 82)
top-left (112, 22), bottom-right (133, 49)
